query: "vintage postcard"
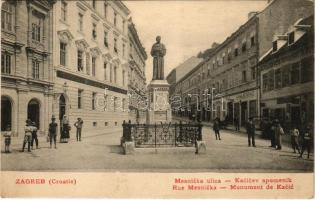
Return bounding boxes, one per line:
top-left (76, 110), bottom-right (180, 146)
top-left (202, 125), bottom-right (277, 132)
top-left (0, 0), bottom-right (314, 198)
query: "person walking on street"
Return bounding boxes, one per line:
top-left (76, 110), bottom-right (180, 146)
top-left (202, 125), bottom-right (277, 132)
top-left (74, 118), bottom-right (84, 141)
top-left (234, 117), bottom-right (240, 131)
top-left (30, 121), bottom-right (39, 150)
top-left (49, 115), bottom-right (58, 149)
top-left (299, 126), bottom-right (313, 159)
top-left (22, 119), bottom-right (35, 152)
top-left (274, 120), bottom-right (284, 150)
top-left (213, 118), bottom-right (221, 140)
top-left (290, 125), bottom-right (300, 154)
top-left (269, 120), bottom-right (276, 148)
top-left (246, 118), bottom-right (256, 147)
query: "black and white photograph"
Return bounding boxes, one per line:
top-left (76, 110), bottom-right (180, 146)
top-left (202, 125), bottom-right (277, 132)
top-left (0, 0), bottom-right (314, 198)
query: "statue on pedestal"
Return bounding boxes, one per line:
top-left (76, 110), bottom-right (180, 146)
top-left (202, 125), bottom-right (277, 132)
top-left (151, 36), bottom-right (166, 80)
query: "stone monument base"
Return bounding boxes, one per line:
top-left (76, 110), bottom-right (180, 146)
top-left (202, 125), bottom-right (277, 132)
top-left (146, 80), bottom-right (172, 124)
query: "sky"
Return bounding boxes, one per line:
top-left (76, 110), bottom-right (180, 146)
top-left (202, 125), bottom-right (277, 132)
top-left (124, 1), bottom-right (268, 82)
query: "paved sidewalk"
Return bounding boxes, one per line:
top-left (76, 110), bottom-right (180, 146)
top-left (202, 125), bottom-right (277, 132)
top-left (1, 125), bottom-right (313, 172)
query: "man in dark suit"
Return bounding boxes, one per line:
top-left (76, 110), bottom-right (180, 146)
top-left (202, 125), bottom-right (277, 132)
top-left (246, 118), bottom-right (256, 147)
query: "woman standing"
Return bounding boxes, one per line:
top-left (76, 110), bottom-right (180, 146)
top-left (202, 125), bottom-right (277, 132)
top-left (61, 115), bottom-right (70, 143)
top-left (274, 120), bottom-right (284, 150)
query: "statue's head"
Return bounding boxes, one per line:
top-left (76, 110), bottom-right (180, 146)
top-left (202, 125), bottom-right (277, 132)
top-left (156, 36), bottom-right (161, 43)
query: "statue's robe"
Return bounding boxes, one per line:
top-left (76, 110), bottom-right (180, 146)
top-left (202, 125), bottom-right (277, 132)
top-left (151, 43), bottom-right (166, 80)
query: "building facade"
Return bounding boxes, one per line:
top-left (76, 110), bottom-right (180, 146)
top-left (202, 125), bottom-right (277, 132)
top-left (259, 16), bottom-right (314, 130)
top-left (127, 20), bottom-right (147, 124)
top-left (1, 0), bottom-right (55, 136)
top-left (169, 0), bottom-right (314, 127)
top-left (52, 0), bottom-right (131, 136)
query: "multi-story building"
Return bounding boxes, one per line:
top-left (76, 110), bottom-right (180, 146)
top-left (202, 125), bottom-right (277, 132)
top-left (52, 0), bottom-right (131, 135)
top-left (169, 0), bottom-right (314, 127)
top-left (127, 20), bottom-right (147, 123)
top-left (1, 0), bottom-right (55, 136)
top-left (259, 16), bottom-right (314, 129)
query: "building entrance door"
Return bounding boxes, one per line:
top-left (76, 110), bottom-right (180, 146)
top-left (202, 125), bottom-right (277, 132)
top-left (291, 106), bottom-right (301, 127)
top-left (28, 99), bottom-right (40, 128)
top-left (1, 96), bottom-right (12, 131)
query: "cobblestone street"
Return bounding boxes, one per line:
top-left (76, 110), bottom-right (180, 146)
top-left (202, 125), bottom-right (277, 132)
top-left (1, 125), bottom-right (313, 172)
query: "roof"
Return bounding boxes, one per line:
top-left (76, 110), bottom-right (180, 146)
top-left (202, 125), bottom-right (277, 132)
top-left (259, 15), bottom-right (314, 65)
top-left (174, 56), bottom-right (203, 82)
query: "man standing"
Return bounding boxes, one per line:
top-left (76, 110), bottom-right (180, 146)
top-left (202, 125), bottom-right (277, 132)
top-left (49, 115), bottom-right (58, 149)
top-left (213, 118), bottom-right (221, 140)
top-left (234, 117), bottom-right (240, 131)
top-left (274, 120), bottom-right (284, 150)
top-left (269, 119), bottom-right (276, 148)
top-left (299, 125), bottom-right (313, 159)
top-left (246, 118), bottom-right (256, 147)
top-left (22, 119), bottom-right (34, 152)
top-left (31, 121), bottom-right (39, 150)
top-left (74, 118), bottom-right (84, 141)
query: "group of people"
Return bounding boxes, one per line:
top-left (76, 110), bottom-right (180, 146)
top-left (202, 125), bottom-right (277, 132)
top-left (21, 115), bottom-right (84, 152)
top-left (212, 117), bottom-right (313, 159)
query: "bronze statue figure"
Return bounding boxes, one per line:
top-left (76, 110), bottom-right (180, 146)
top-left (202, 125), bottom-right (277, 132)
top-left (151, 36), bottom-right (166, 80)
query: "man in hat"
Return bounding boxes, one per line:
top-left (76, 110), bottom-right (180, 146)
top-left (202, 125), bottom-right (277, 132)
top-left (246, 118), bottom-right (256, 147)
top-left (274, 119), bottom-right (284, 150)
top-left (22, 119), bottom-right (34, 152)
top-left (74, 117), bottom-right (84, 141)
top-left (49, 115), bottom-right (58, 149)
top-left (30, 121), bottom-right (38, 150)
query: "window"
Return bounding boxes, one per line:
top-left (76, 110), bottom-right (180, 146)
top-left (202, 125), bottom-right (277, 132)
top-left (32, 60), bottom-right (40, 79)
top-left (104, 62), bottom-right (107, 80)
top-left (92, 92), bottom-right (96, 110)
top-left (275, 68), bottom-right (282, 89)
top-left (288, 32), bottom-right (295, 45)
top-left (301, 56), bottom-right (314, 83)
top-left (122, 20), bottom-right (125, 33)
top-left (104, 3), bottom-right (108, 19)
top-left (104, 31), bottom-right (108, 47)
top-left (242, 42), bottom-right (247, 52)
top-left (93, 122), bottom-right (97, 126)
top-left (60, 42), bottom-right (66, 66)
top-left (262, 73), bottom-right (268, 92)
top-left (251, 67), bottom-right (256, 80)
top-left (272, 41), bottom-right (277, 52)
top-left (250, 36), bottom-right (255, 47)
top-left (1, 52), bottom-right (11, 74)
top-left (61, 1), bottom-right (67, 21)
top-left (78, 13), bottom-right (83, 31)
top-left (122, 70), bottom-right (125, 86)
top-left (122, 43), bottom-right (125, 57)
top-left (114, 66), bottom-right (117, 83)
top-left (92, 23), bottom-right (97, 40)
top-left (290, 62), bottom-right (300, 85)
top-left (1, 2), bottom-right (13, 32)
top-left (114, 38), bottom-right (118, 53)
top-left (114, 12), bottom-right (117, 26)
top-left (32, 19), bottom-right (41, 42)
top-left (92, 57), bottom-right (96, 76)
top-left (77, 50), bottom-right (83, 71)
top-left (92, 0), bottom-right (96, 9)
top-left (241, 70), bottom-right (247, 83)
top-left (105, 122), bottom-right (108, 126)
top-left (234, 48), bottom-right (238, 57)
top-left (268, 70), bottom-right (274, 91)
top-left (110, 65), bottom-right (113, 82)
top-left (86, 52), bottom-right (90, 75)
top-left (114, 97), bottom-right (117, 111)
top-left (78, 89), bottom-right (83, 109)
top-left (282, 66), bottom-right (290, 87)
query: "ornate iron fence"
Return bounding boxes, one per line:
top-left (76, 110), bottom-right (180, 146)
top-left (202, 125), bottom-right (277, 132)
top-left (122, 121), bottom-right (202, 148)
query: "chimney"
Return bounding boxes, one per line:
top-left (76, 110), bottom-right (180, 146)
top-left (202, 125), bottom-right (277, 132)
top-left (211, 42), bottom-right (219, 49)
top-left (248, 11), bottom-right (258, 19)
